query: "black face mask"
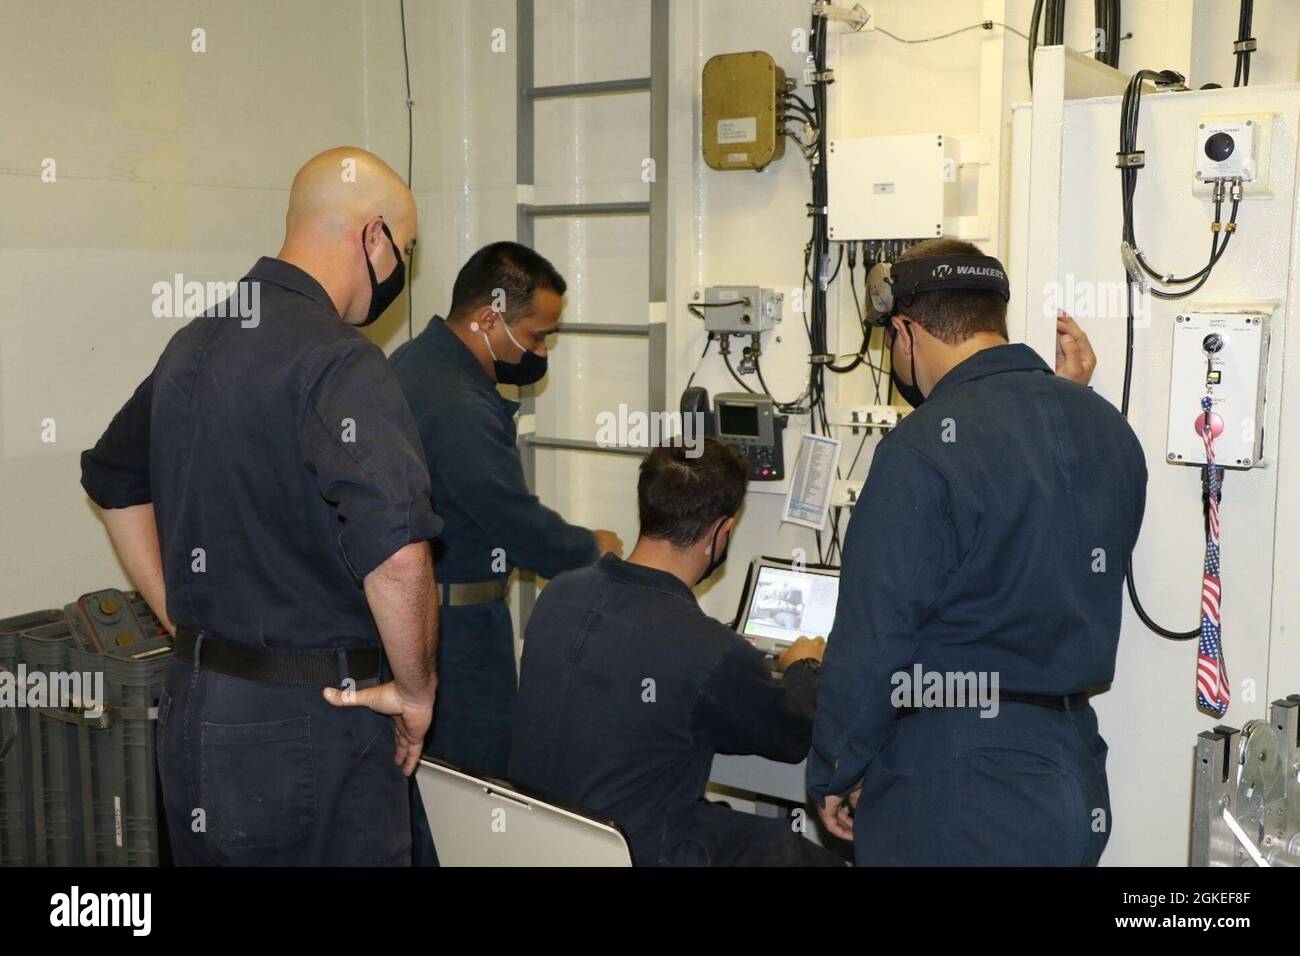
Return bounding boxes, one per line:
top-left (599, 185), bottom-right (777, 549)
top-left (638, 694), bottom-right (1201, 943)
top-left (697, 522), bottom-right (730, 585)
top-left (889, 321), bottom-right (926, 409)
top-left (484, 320), bottom-right (548, 386)
top-left (360, 222), bottom-right (406, 327)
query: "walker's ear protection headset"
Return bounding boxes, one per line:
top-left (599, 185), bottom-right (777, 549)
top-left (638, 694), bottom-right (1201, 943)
top-left (866, 254), bottom-right (1011, 328)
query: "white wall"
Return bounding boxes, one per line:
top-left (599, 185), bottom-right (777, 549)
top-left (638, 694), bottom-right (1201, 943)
top-left (0, 0), bottom-right (379, 614)
top-left (1011, 72), bottom-right (1300, 864)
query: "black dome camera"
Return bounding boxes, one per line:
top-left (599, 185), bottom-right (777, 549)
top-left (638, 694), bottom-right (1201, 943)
top-left (1204, 132), bottom-right (1235, 162)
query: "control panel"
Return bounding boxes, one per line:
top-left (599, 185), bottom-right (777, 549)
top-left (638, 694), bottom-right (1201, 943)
top-left (1193, 113), bottom-right (1275, 199)
top-left (1166, 308), bottom-right (1270, 469)
top-left (64, 589), bottom-right (172, 663)
top-left (715, 392), bottom-right (786, 480)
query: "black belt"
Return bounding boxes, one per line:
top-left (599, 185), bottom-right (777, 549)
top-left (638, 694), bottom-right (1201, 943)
top-left (174, 627), bottom-right (381, 686)
top-left (897, 690), bottom-right (1092, 718)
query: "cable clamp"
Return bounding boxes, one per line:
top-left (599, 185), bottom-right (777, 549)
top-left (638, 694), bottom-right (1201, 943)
top-left (806, 204), bottom-right (829, 217)
top-left (812, 1), bottom-right (870, 31)
top-left (1120, 242), bottom-right (1149, 293)
top-left (1211, 221), bottom-right (1222, 233)
top-left (1116, 151), bottom-right (1145, 169)
top-left (1225, 222), bottom-right (1238, 234)
top-left (1233, 38), bottom-right (1258, 54)
top-left (809, 69), bottom-right (835, 85)
top-left (809, 353), bottom-right (836, 365)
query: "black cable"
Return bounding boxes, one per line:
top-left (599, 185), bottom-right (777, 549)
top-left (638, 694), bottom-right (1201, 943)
top-left (684, 334), bottom-right (714, 392)
top-left (1120, 70), bottom-right (1236, 297)
top-left (1029, 0), bottom-right (1044, 87)
top-left (1047, 0), bottom-right (1065, 46)
top-left (399, 0), bottom-right (415, 340)
top-left (783, 91), bottom-right (815, 112)
top-left (1110, 0), bottom-right (1123, 69)
top-left (1234, 0), bottom-right (1254, 88)
top-left (781, 101), bottom-right (818, 127)
top-left (752, 354), bottom-right (801, 411)
top-left (1116, 66), bottom-right (1231, 642)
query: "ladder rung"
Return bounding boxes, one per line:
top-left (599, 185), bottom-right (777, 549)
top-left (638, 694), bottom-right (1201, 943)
top-left (526, 78), bottom-right (651, 99)
top-left (520, 201), bottom-right (650, 218)
top-left (524, 436), bottom-right (649, 457)
top-left (554, 323), bottom-right (650, 337)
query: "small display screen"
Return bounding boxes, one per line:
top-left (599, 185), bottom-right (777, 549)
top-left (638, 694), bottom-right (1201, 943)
top-left (718, 402), bottom-right (760, 437)
top-left (742, 565), bottom-right (840, 646)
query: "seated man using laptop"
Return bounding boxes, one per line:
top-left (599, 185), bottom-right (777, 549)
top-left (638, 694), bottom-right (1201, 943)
top-left (509, 439), bottom-right (841, 866)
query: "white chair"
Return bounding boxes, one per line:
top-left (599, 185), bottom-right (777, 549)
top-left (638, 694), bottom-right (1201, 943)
top-left (416, 758), bottom-right (632, 866)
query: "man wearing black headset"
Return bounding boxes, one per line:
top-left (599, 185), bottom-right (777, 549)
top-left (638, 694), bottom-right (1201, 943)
top-left (808, 238), bottom-right (1147, 866)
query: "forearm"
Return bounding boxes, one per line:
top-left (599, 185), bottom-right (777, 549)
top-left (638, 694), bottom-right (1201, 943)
top-left (99, 503), bottom-right (174, 635)
top-left (363, 541), bottom-right (438, 702)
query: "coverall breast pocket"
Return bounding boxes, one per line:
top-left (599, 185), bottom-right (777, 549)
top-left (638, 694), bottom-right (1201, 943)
top-left (200, 715), bottom-right (317, 849)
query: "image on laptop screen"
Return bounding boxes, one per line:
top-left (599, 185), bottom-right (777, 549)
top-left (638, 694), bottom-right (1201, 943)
top-left (741, 564), bottom-right (840, 647)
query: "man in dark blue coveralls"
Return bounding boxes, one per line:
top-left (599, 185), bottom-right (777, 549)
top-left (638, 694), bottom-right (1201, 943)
top-left (390, 242), bottom-right (622, 863)
top-left (809, 238), bottom-right (1147, 866)
top-left (80, 148), bottom-right (441, 865)
top-left (510, 440), bottom-right (842, 866)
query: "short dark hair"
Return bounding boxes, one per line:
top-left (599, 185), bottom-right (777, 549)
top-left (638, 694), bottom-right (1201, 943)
top-left (448, 241), bottom-right (567, 323)
top-left (637, 439), bottom-right (748, 548)
top-left (893, 238), bottom-right (1008, 344)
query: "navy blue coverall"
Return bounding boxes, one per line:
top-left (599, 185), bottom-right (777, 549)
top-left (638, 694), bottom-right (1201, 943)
top-left (510, 555), bottom-right (842, 867)
top-left (389, 317), bottom-right (598, 861)
top-left (808, 344), bottom-right (1147, 866)
top-left (81, 258), bottom-right (442, 865)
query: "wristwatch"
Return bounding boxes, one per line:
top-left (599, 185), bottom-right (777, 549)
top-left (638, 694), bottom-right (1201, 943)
top-left (788, 657), bottom-right (822, 675)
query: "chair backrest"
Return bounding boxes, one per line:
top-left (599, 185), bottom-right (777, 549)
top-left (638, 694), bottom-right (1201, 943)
top-left (416, 758), bottom-right (632, 866)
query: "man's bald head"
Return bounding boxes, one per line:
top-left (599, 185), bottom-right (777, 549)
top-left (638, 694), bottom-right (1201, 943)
top-left (278, 147), bottom-right (418, 327)
top-left (286, 147), bottom-right (415, 244)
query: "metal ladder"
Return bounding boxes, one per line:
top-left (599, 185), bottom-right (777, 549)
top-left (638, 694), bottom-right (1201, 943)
top-left (514, 0), bottom-right (669, 623)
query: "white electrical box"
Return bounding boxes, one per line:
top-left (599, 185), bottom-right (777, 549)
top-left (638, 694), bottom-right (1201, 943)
top-left (1193, 112), bottom-right (1275, 198)
top-left (1166, 308), bottom-right (1270, 469)
top-left (827, 133), bottom-right (959, 240)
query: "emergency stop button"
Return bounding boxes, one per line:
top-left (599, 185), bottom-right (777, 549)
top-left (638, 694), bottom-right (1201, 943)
top-left (1193, 410), bottom-right (1224, 439)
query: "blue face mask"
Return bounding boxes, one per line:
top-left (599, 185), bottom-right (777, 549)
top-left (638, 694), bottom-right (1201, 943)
top-left (483, 320), bottom-right (548, 386)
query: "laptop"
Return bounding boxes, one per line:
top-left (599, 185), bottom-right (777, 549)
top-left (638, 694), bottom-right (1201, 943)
top-left (733, 556), bottom-right (841, 656)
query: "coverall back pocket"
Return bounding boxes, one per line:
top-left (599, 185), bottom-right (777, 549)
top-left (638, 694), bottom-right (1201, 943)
top-left (948, 726), bottom-right (1084, 865)
top-left (200, 715), bottom-right (317, 850)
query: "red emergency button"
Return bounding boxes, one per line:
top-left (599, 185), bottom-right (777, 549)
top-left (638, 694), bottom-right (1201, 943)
top-left (760, 467), bottom-right (771, 476)
top-left (1193, 410), bottom-right (1224, 438)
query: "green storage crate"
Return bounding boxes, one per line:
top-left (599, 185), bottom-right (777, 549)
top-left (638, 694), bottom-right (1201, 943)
top-left (65, 590), bottom-right (172, 866)
top-left (19, 621), bottom-right (83, 866)
top-left (0, 609), bottom-right (63, 866)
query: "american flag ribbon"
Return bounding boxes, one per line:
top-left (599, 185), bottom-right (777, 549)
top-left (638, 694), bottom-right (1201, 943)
top-left (1197, 395), bottom-right (1230, 718)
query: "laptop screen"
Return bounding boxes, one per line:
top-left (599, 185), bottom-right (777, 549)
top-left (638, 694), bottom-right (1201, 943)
top-left (740, 564), bottom-right (840, 647)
